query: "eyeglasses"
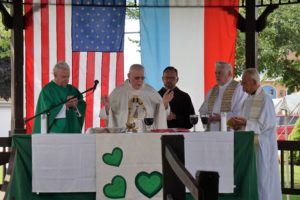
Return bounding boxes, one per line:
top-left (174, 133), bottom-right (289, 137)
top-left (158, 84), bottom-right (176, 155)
top-left (133, 76), bottom-right (145, 80)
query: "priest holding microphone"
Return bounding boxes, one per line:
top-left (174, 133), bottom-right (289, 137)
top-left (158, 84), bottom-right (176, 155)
top-left (32, 61), bottom-right (86, 133)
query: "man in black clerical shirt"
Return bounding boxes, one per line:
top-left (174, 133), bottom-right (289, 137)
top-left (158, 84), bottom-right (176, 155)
top-left (158, 66), bottom-right (195, 129)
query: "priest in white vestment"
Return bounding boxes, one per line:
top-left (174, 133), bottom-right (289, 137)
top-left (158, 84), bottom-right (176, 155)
top-left (199, 61), bottom-right (247, 131)
top-left (229, 68), bottom-right (282, 200)
top-left (100, 64), bottom-right (167, 132)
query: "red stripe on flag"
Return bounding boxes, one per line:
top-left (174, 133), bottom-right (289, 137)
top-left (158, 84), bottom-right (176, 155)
top-left (56, 0), bottom-right (65, 61)
top-left (25, 0), bottom-right (34, 134)
top-left (95, 58), bottom-right (101, 127)
top-left (116, 52), bottom-right (124, 86)
top-left (100, 53), bottom-right (110, 127)
top-left (85, 52), bottom-right (95, 130)
top-left (41, 0), bottom-right (49, 87)
top-left (204, 0), bottom-right (238, 94)
top-left (72, 52), bottom-right (80, 88)
top-left (101, 53), bottom-right (110, 97)
top-left (24, 2), bottom-right (125, 132)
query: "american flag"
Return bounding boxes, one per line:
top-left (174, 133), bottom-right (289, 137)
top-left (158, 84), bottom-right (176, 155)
top-left (24, 0), bottom-right (126, 133)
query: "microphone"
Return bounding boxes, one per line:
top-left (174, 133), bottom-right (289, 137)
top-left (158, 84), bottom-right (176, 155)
top-left (25, 80), bottom-right (98, 124)
top-left (93, 80), bottom-right (99, 92)
top-left (73, 105), bottom-right (82, 117)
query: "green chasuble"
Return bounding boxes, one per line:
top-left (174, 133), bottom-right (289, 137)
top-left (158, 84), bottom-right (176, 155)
top-left (32, 81), bottom-right (86, 133)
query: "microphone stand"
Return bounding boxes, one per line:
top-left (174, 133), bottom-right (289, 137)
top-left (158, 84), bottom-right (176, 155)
top-left (25, 81), bottom-right (99, 133)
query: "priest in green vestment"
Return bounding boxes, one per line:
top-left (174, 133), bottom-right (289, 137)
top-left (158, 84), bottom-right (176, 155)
top-left (33, 61), bottom-right (86, 133)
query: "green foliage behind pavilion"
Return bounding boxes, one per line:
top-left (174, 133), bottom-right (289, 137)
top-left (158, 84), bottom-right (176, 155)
top-left (0, 14), bottom-right (11, 101)
top-left (232, 4), bottom-right (300, 92)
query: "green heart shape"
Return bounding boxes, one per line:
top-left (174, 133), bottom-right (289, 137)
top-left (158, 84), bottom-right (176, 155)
top-left (102, 147), bottom-right (123, 167)
top-left (135, 171), bottom-right (162, 198)
top-left (103, 175), bottom-right (127, 199)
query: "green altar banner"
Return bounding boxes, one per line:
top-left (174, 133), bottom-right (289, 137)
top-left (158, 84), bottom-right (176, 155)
top-left (6, 132), bottom-right (257, 200)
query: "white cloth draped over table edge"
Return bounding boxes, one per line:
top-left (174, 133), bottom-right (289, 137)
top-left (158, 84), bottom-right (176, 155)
top-left (32, 132), bottom-right (234, 195)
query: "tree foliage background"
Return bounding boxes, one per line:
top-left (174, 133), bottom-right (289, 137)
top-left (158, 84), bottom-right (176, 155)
top-left (235, 4), bottom-right (300, 92)
top-left (0, 15), bottom-right (11, 101)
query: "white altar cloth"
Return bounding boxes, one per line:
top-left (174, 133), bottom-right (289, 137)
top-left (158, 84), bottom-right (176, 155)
top-left (32, 134), bottom-right (96, 193)
top-left (32, 132), bottom-right (234, 195)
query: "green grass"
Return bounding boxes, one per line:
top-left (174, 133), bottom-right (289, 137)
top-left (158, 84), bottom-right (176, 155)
top-left (282, 195), bottom-right (299, 200)
top-left (281, 164), bottom-right (300, 199)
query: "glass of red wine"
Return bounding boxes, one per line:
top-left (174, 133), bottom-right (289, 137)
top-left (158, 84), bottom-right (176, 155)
top-left (189, 115), bottom-right (199, 132)
top-left (144, 117), bottom-right (154, 132)
top-left (200, 114), bottom-right (209, 131)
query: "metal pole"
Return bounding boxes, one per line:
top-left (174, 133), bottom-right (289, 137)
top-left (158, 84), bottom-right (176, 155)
top-left (245, 0), bottom-right (257, 68)
top-left (10, 0), bottom-right (26, 134)
top-left (283, 109), bottom-right (290, 200)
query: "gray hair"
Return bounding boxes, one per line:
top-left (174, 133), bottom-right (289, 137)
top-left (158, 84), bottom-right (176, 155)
top-left (53, 61), bottom-right (70, 74)
top-left (243, 68), bottom-right (260, 83)
top-left (216, 61), bottom-right (232, 74)
top-left (129, 64), bottom-right (144, 72)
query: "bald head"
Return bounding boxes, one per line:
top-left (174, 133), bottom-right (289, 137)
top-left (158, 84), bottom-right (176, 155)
top-left (127, 64), bottom-right (145, 90)
top-left (129, 64), bottom-right (144, 72)
top-left (241, 68), bottom-right (260, 94)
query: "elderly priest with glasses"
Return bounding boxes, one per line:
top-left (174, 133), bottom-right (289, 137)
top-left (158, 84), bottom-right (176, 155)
top-left (100, 64), bottom-right (167, 132)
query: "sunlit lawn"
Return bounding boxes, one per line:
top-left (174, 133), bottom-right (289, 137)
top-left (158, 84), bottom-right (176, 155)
top-left (282, 195), bottom-right (299, 200)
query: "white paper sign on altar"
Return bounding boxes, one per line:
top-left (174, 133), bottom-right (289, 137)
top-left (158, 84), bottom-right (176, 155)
top-left (32, 134), bottom-right (96, 193)
top-left (96, 133), bottom-right (164, 200)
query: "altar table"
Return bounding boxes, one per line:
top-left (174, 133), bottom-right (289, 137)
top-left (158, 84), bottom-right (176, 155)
top-left (6, 131), bottom-right (258, 200)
